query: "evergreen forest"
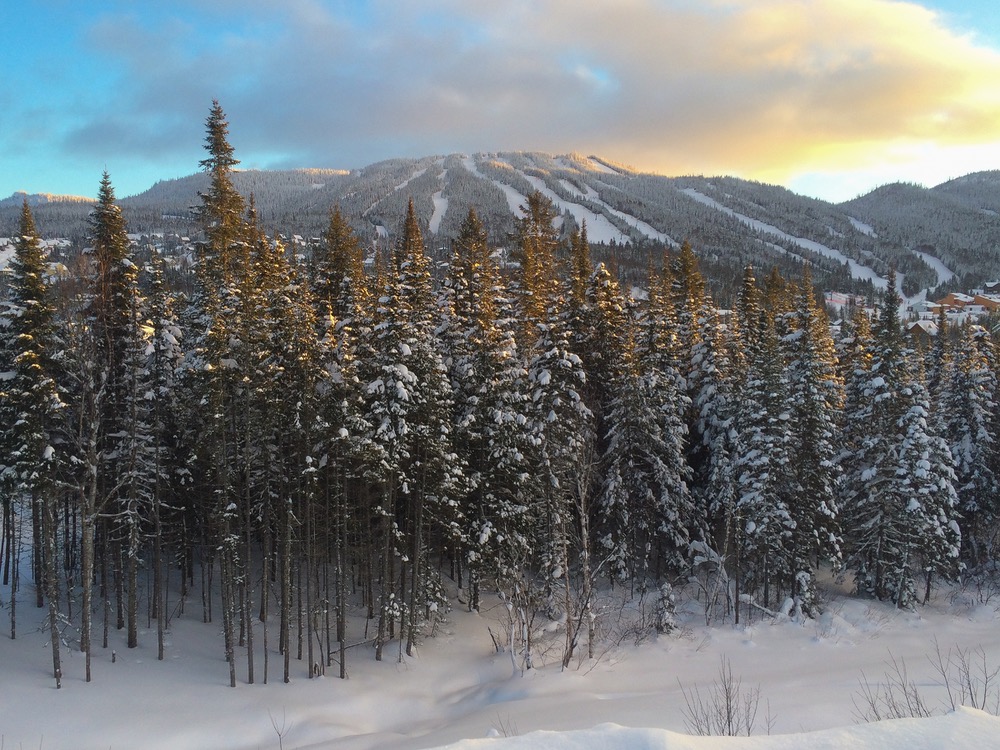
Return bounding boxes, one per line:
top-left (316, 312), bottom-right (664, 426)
top-left (1, 102), bottom-right (995, 689)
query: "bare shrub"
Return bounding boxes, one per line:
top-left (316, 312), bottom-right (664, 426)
top-left (854, 653), bottom-right (932, 721)
top-left (854, 638), bottom-right (1000, 722)
top-left (679, 656), bottom-right (773, 736)
top-left (952, 567), bottom-right (1000, 611)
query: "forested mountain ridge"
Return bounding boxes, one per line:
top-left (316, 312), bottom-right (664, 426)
top-left (5, 155), bottom-right (1000, 300)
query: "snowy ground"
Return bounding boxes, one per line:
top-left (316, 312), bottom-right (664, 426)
top-left (1, 571), bottom-right (999, 749)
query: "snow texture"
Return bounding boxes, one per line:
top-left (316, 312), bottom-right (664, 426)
top-left (2, 574), bottom-right (1000, 750)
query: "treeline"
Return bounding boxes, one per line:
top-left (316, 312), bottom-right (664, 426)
top-left (1, 103), bottom-right (997, 688)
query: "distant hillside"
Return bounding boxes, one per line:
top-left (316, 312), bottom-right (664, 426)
top-left (843, 173), bottom-right (1000, 291)
top-left (0, 191), bottom-right (91, 208)
top-left (4, 154), bottom-right (1000, 299)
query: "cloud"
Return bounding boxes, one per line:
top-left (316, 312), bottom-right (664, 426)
top-left (43, 0), bottom-right (1000, 196)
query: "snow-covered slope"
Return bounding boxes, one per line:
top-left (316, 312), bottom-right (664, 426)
top-left (1, 572), bottom-right (999, 750)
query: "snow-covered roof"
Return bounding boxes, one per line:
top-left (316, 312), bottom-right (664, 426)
top-left (907, 319), bottom-right (937, 336)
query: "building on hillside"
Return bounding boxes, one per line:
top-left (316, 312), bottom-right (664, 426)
top-left (973, 294), bottom-right (1000, 312)
top-left (906, 318), bottom-right (938, 345)
top-left (907, 299), bottom-right (941, 320)
top-left (936, 292), bottom-right (976, 310)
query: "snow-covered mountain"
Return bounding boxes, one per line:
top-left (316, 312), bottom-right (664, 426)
top-left (5, 154), bottom-right (1000, 298)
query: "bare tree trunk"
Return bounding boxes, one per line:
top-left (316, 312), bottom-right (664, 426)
top-left (282, 497), bottom-right (292, 684)
top-left (406, 490), bottom-right (423, 658)
top-left (43, 490), bottom-right (62, 688)
top-left (10, 506), bottom-right (20, 640)
top-left (32, 495), bottom-right (43, 608)
top-left (221, 545), bottom-right (237, 687)
top-left (81, 510), bottom-right (95, 681)
top-left (154, 522), bottom-right (164, 661)
top-left (306, 506), bottom-right (315, 677)
top-left (337, 503), bottom-right (347, 679)
top-left (127, 520), bottom-right (139, 648)
top-left (244, 492), bottom-right (254, 684)
top-left (102, 525), bottom-right (111, 648)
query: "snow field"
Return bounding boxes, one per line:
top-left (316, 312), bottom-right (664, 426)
top-left (1, 573), bottom-right (999, 749)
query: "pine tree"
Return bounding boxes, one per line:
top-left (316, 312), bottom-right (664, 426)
top-left (365, 200), bottom-right (465, 660)
top-left (197, 100), bottom-right (246, 287)
top-left (187, 100), bottom-right (252, 687)
top-left (896, 372), bottom-right (961, 602)
top-left (310, 207), bottom-right (372, 678)
top-left (734, 306), bottom-right (794, 613)
top-left (145, 251), bottom-right (185, 663)
top-left (672, 240), bottom-right (708, 377)
top-left (2, 200), bottom-right (63, 684)
top-left (567, 222), bottom-right (594, 321)
top-left (441, 208), bottom-right (531, 611)
top-left (87, 171), bottom-right (147, 650)
top-left (512, 191), bottom-right (561, 351)
top-left (636, 257), bottom-right (698, 571)
top-left (940, 323), bottom-right (998, 567)
top-left (525, 290), bottom-right (592, 667)
top-left (782, 270), bottom-right (843, 614)
top-left (313, 204), bottom-right (369, 323)
top-left (689, 301), bottom-right (741, 547)
top-left (840, 273), bottom-right (956, 607)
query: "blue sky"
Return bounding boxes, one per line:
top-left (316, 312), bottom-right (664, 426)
top-left (4, 0), bottom-right (1000, 203)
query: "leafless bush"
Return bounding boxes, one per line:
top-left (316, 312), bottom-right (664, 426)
top-left (269, 708), bottom-right (292, 750)
top-left (952, 567), bottom-right (1000, 611)
top-left (929, 639), bottom-right (1000, 714)
top-left (491, 712), bottom-right (519, 738)
top-left (854, 638), bottom-right (1000, 722)
top-left (679, 656), bottom-right (773, 736)
top-left (854, 653), bottom-right (932, 721)
top-left (687, 542), bottom-right (733, 626)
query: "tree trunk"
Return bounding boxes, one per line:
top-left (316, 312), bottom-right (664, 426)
top-left (81, 510), bottom-right (95, 681)
top-left (127, 520), bottom-right (139, 648)
top-left (43, 491), bottom-right (62, 688)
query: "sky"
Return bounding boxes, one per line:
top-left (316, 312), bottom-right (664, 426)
top-left (4, 0), bottom-right (1000, 204)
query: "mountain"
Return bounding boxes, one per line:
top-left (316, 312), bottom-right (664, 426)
top-left (843, 173), bottom-right (1000, 292)
top-left (4, 153), bottom-right (999, 298)
top-left (0, 190), bottom-right (91, 208)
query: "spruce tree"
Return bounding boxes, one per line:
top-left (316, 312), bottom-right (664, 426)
top-left (840, 273), bottom-right (955, 607)
top-left (441, 208), bottom-right (531, 611)
top-left (940, 323), bottom-right (998, 567)
top-left (187, 100), bottom-right (252, 687)
top-left (734, 306), bottom-right (794, 612)
top-left (782, 270), bottom-right (843, 614)
top-left (365, 200), bottom-right (465, 659)
top-left (512, 191), bottom-right (561, 351)
top-left (2, 200), bottom-right (63, 684)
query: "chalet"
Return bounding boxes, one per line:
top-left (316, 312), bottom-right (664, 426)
top-left (906, 318), bottom-right (937, 344)
top-left (936, 292), bottom-right (975, 310)
top-left (973, 294), bottom-right (1000, 312)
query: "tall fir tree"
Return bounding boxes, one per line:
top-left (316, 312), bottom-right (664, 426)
top-left (734, 304), bottom-right (795, 613)
top-left (441, 208), bottom-right (532, 611)
top-left (512, 191), bottom-right (561, 352)
top-left (2, 201), bottom-right (63, 683)
top-left (365, 200), bottom-right (465, 660)
top-left (940, 323), bottom-right (998, 567)
top-left (841, 272), bottom-right (958, 607)
top-left (782, 270), bottom-right (844, 614)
